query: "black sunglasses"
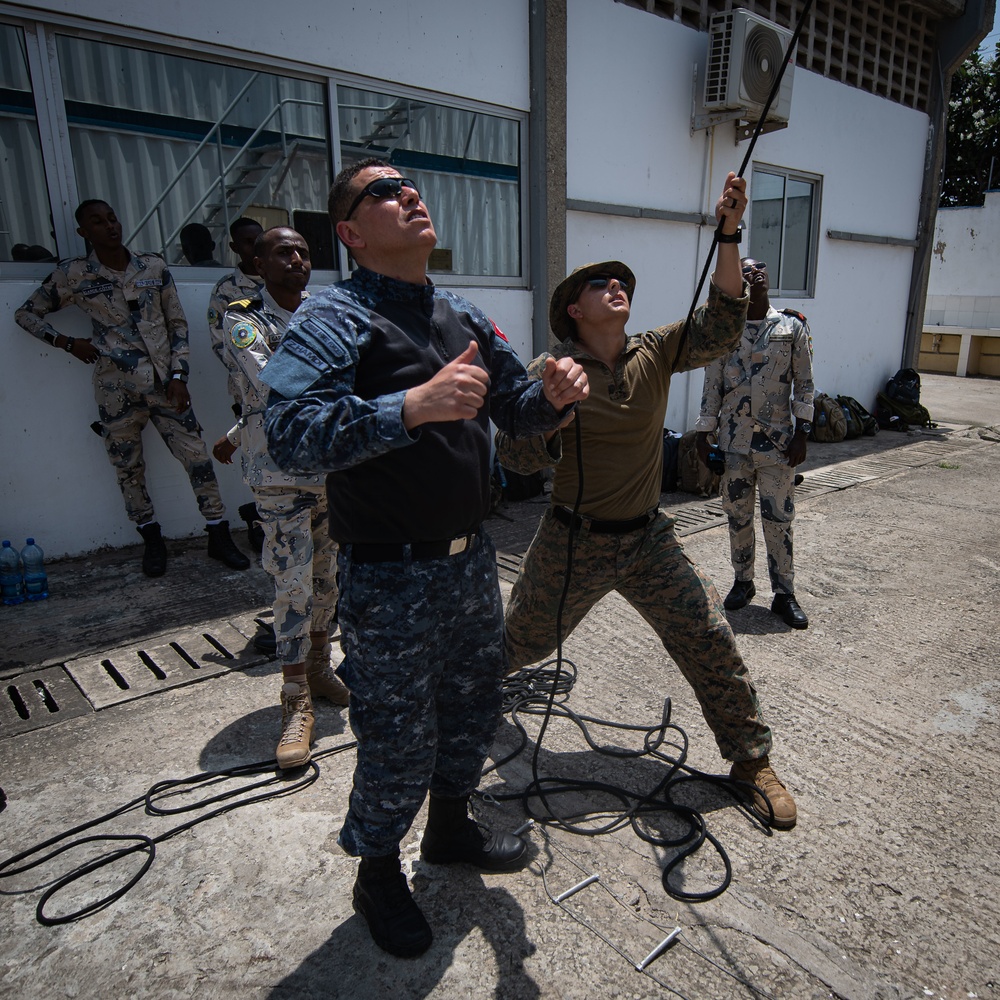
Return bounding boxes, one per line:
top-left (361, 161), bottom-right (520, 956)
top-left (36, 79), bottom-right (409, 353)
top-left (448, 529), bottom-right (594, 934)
top-left (741, 261), bottom-right (767, 275)
top-left (344, 176), bottom-right (419, 222)
top-left (579, 275), bottom-right (631, 296)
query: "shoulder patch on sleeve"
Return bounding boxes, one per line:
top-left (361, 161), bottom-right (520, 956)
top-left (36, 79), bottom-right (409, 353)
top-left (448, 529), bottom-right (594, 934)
top-left (229, 320), bottom-right (258, 350)
top-left (781, 308), bottom-right (808, 323)
top-left (490, 319), bottom-right (509, 343)
top-left (228, 298), bottom-right (254, 311)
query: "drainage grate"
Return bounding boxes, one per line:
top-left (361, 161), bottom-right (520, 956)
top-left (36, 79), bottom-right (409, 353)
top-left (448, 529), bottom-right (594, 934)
top-left (0, 666), bottom-right (93, 738)
top-left (64, 621), bottom-right (271, 710)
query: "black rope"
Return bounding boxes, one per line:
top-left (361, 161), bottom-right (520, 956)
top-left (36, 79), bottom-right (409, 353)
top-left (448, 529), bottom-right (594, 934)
top-left (675, 0), bottom-right (816, 360)
top-left (0, 741), bottom-right (356, 926)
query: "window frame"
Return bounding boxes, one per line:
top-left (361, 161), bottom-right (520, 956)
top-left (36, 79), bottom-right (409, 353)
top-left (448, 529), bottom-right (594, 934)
top-left (748, 162), bottom-right (823, 298)
top-left (0, 10), bottom-right (530, 288)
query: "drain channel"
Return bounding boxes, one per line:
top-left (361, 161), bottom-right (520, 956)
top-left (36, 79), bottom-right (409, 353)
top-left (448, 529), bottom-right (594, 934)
top-left (0, 666), bottom-right (92, 738)
top-left (64, 620), bottom-right (271, 711)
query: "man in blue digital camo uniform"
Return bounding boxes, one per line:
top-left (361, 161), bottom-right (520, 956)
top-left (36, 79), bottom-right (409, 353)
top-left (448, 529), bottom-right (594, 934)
top-left (695, 256), bottom-right (815, 629)
top-left (14, 199), bottom-right (249, 577)
top-left (212, 227), bottom-right (348, 770)
top-left (497, 175), bottom-right (797, 839)
top-left (262, 158), bottom-right (590, 958)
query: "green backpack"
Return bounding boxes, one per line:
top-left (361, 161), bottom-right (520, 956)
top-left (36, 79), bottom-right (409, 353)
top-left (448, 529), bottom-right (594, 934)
top-left (810, 393), bottom-right (847, 442)
top-left (875, 392), bottom-right (934, 430)
top-left (836, 395), bottom-right (879, 438)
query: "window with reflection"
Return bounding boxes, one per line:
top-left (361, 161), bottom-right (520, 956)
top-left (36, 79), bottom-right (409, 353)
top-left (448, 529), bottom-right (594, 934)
top-left (55, 36), bottom-right (334, 267)
top-left (748, 166), bottom-right (821, 296)
top-left (338, 85), bottom-right (523, 277)
top-left (0, 23), bottom-right (57, 263)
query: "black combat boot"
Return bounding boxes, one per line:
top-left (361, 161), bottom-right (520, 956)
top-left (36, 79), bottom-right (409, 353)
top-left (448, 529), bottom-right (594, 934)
top-left (205, 520), bottom-right (250, 570)
top-left (420, 794), bottom-right (527, 871)
top-left (352, 853), bottom-right (432, 957)
top-left (137, 522), bottom-right (167, 577)
top-left (238, 502), bottom-right (265, 558)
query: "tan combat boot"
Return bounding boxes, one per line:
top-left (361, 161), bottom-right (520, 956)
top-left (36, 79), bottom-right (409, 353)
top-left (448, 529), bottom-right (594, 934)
top-left (276, 678), bottom-right (314, 769)
top-left (305, 636), bottom-right (349, 706)
top-left (730, 756), bottom-right (797, 828)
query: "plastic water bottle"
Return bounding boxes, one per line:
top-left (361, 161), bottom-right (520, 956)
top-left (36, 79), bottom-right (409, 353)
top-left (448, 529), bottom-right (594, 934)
top-left (0, 540), bottom-right (25, 605)
top-left (20, 538), bottom-right (48, 601)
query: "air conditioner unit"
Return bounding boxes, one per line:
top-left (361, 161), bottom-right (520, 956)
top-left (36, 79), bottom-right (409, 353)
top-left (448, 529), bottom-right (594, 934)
top-left (703, 9), bottom-right (795, 123)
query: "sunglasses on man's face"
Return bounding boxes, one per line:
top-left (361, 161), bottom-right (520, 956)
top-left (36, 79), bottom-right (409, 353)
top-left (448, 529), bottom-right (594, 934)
top-left (580, 275), bottom-right (631, 296)
top-left (344, 177), bottom-right (420, 222)
top-left (741, 261), bottom-right (767, 275)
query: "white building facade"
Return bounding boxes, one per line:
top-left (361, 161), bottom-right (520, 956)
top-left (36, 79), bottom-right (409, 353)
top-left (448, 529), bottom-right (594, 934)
top-left (0, 0), bottom-right (988, 557)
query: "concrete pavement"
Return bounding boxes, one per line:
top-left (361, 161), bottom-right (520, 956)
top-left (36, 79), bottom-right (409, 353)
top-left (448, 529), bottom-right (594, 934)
top-left (1, 373), bottom-right (998, 1000)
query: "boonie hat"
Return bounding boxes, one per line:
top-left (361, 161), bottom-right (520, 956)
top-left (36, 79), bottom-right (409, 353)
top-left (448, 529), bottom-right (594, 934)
top-left (549, 260), bottom-right (636, 342)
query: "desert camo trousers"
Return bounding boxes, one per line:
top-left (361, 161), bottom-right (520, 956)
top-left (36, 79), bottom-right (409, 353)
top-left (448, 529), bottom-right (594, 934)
top-left (504, 508), bottom-right (772, 763)
top-left (94, 369), bottom-right (223, 525)
top-left (721, 450), bottom-right (795, 595)
top-left (253, 484), bottom-right (338, 668)
top-left (335, 531), bottom-right (505, 857)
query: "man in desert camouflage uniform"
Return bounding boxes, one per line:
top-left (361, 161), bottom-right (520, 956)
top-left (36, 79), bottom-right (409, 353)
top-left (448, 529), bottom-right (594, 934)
top-left (207, 216), bottom-right (264, 414)
top-left (208, 217), bottom-right (267, 551)
top-left (14, 199), bottom-right (249, 577)
top-left (213, 226), bottom-right (347, 769)
top-left (261, 158), bottom-right (590, 958)
top-left (497, 173), bottom-right (797, 833)
top-left (695, 256), bottom-right (815, 629)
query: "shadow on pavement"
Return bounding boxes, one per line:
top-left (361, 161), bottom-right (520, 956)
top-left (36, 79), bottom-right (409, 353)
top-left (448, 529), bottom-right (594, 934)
top-left (268, 876), bottom-right (540, 1000)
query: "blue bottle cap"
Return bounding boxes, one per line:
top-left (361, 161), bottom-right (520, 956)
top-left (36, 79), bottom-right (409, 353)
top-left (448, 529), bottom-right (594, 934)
top-left (26, 538), bottom-right (34, 545)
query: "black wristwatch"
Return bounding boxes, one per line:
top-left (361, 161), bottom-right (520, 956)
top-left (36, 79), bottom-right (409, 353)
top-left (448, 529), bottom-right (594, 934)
top-left (798, 421), bottom-right (812, 435)
top-left (716, 224), bottom-right (743, 245)
top-left (170, 371), bottom-right (188, 384)
top-left (63, 337), bottom-right (75, 353)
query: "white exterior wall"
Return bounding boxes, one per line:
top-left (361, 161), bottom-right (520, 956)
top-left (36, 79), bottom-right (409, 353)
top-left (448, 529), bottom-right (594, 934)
top-left (565, 0), bottom-right (930, 430)
top-left (0, 1), bottom-right (531, 558)
top-left (926, 191), bottom-right (1000, 328)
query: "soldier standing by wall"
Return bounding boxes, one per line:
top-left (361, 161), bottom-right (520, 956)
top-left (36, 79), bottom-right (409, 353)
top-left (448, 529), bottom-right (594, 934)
top-left (207, 216), bottom-right (265, 416)
top-left (695, 256), bottom-right (815, 628)
top-left (14, 199), bottom-right (250, 576)
top-left (213, 226), bottom-right (347, 768)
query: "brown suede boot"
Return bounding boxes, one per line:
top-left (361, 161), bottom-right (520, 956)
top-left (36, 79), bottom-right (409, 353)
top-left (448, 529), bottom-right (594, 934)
top-left (730, 756), bottom-right (797, 828)
top-left (276, 679), bottom-right (314, 769)
top-left (305, 638), bottom-right (349, 706)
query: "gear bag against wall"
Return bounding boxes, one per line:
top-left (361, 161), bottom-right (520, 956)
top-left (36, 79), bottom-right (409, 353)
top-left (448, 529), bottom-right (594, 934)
top-left (677, 430), bottom-right (720, 497)
top-left (876, 367), bottom-right (934, 429)
top-left (885, 368), bottom-right (921, 406)
top-left (836, 395), bottom-right (879, 438)
top-left (810, 393), bottom-right (847, 442)
top-left (662, 429), bottom-right (681, 491)
top-left (875, 392), bottom-right (935, 430)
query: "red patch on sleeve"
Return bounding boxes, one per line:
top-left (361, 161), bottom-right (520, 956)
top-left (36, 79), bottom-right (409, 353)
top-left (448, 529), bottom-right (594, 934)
top-left (490, 319), bottom-right (509, 343)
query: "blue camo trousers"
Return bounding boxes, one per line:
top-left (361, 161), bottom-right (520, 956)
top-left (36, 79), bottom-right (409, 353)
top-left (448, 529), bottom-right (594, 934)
top-left (335, 532), bottom-right (505, 857)
top-left (504, 509), bottom-right (772, 762)
top-left (721, 450), bottom-right (795, 595)
top-left (253, 485), bottom-right (338, 668)
top-left (94, 368), bottom-right (224, 524)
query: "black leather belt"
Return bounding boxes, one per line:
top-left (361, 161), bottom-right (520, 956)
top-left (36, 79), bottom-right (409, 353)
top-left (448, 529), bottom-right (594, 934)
top-left (349, 533), bottom-right (476, 564)
top-left (552, 506), bottom-right (654, 534)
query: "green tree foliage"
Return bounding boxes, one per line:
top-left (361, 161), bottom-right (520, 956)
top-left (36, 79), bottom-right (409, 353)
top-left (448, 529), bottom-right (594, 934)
top-left (941, 40), bottom-right (999, 207)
